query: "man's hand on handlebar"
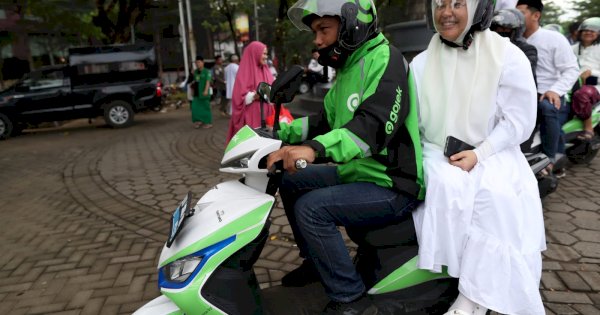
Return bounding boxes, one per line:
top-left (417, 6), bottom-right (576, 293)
top-left (266, 145), bottom-right (316, 174)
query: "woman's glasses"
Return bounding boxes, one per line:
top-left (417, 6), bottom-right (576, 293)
top-left (434, 0), bottom-right (467, 12)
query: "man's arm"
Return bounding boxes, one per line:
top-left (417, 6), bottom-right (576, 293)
top-left (277, 109), bottom-right (331, 144)
top-left (307, 47), bottom-right (410, 163)
top-left (548, 37), bottom-right (580, 96)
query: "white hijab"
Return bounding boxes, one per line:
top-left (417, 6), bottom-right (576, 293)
top-left (420, 0), bottom-right (508, 149)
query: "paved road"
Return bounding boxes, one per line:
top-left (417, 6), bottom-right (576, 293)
top-left (0, 105), bottom-right (598, 314)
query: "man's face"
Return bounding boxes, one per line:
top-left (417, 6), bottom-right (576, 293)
top-left (516, 5), bottom-right (540, 32)
top-left (216, 57), bottom-right (223, 65)
top-left (580, 29), bottom-right (599, 46)
top-left (195, 60), bottom-right (204, 69)
top-left (310, 16), bottom-right (340, 49)
top-left (433, 0), bottom-right (469, 42)
top-left (312, 51), bottom-right (320, 59)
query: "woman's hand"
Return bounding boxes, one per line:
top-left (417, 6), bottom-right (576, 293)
top-left (449, 150), bottom-right (478, 172)
top-left (203, 90), bottom-right (208, 96)
top-left (581, 69), bottom-right (592, 82)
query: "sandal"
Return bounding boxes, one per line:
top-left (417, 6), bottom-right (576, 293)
top-left (202, 124), bottom-right (213, 129)
top-left (577, 130), bottom-right (594, 140)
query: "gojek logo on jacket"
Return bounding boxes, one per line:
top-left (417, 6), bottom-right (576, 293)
top-left (347, 93), bottom-right (360, 112)
top-left (385, 86), bottom-right (403, 135)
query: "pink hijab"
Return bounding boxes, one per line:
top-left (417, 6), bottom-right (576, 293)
top-left (226, 41), bottom-right (275, 143)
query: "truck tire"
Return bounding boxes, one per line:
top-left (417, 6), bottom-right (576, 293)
top-left (103, 100), bottom-right (134, 128)
top-left (0, 113), bottom-right (14, 140)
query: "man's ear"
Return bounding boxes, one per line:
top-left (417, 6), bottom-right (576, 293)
top-left (533, 11), bottom-right (541, 22)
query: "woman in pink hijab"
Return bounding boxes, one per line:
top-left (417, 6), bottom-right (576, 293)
top-left (226, 41), bottom-right (274, 143)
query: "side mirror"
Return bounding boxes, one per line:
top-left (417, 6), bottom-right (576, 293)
top-left (257, 82), bottom-right (271, 103)
top-left (269, 65), bottom-right (304, 104)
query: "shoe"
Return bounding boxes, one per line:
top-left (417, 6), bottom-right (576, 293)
top-left (553, 168), bottom-right (566, 179)
top-left (322, 295), bottom-right (378, 315)
top-left (281, 259), bottom-right (320, 287)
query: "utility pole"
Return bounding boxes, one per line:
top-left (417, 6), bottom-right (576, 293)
top-left (185, 0), bottom-right (197, 61)
top-left (178, 0), bottom-right (190, 80)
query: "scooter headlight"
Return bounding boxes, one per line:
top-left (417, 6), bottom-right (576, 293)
top-left (164, 255), bottom-right (203, 283)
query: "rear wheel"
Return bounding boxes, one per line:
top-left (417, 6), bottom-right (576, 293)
top-left (103, 100), bottom-right (134, 128)
top-left (0, 113), bottom-right (14, 140)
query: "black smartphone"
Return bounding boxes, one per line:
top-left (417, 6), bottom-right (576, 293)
top-left (444, 136), bottom-right (475, 157)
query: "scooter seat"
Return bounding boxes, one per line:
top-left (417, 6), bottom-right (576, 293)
top-left (346, 216), bottom-right (418, 248)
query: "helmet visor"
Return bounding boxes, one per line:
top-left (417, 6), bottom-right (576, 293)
top-left (288, 0), bottom-right (346, 31)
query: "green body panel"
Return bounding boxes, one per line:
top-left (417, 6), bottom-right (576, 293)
top-left (162, 203), bottom-right (272, 315)
top-left (369, 256), bottom-right (450, 295)
top-left (225, 126), bottom-right (258, 154)
top-left (562, 111), bottom-right (600, 134)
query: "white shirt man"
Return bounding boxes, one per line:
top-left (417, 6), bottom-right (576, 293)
top-left (224, 55), bottom-right (240, 115)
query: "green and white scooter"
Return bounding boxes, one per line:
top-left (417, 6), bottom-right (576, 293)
top-left (133, 66), bottom-right (458, 315)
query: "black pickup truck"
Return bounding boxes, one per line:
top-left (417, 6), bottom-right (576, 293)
top-left (0, 44), bottom-right (162, 139)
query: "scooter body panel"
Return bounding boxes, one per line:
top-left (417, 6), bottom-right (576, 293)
top-left (159, 180), bottom-right (274, 267)
top-left (133, 295), bottom-right (183, 315)
top-left (155, 180), bottom-right (274, 315)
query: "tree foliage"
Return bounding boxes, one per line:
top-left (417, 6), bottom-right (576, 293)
top-left (92, 0), bottom-right (153, 43)
top-left (572, 0), bottom-right (600, 21)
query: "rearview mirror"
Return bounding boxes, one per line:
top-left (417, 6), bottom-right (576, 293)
top-left (269, 65), bottom-right (304, 104)
top-left (257, 82), bottom-right (271, 103)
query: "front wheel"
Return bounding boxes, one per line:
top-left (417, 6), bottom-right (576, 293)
top-left (0, 113), bottom-right (15, 140)
top-left (103, 100), bottom-right (134, 128)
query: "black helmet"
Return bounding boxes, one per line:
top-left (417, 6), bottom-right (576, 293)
top-left (426, 0), bottom-right (496, 49)
top-left (491, 8), bottom-right (526, 40)
top-left (288, 0), bottom-right (379, 51)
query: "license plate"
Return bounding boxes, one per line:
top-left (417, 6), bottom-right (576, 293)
top-left (167, 192), bottom-right (193, 248)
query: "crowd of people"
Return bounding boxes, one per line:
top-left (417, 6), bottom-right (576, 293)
top-left (178, 0), bottom-right (597, 313)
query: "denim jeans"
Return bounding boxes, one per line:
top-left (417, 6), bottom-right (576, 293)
top-left (539, 96), bottom-right (569, 161)
top-left (279, 165), bottom-right (419, 302)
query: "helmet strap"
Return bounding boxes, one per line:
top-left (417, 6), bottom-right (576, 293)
top-left (317, 43), bottom-right (350, 69)
top-left (440, 30), bottom-right (475, 50)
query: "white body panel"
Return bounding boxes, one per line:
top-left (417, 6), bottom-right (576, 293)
top-left (159, 180), bottom-right (274, 266)
top-left (133, 295), bottom-right (180, 315)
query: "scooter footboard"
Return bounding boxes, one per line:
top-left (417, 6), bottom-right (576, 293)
top-left (133, 295), bottom-right (183, 315)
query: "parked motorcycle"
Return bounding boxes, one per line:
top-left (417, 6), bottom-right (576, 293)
top-left (133, 65), bottom-right (459, 315)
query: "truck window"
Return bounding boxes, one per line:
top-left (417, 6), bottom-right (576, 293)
top-left (22, 69), bottom-right (65, 90)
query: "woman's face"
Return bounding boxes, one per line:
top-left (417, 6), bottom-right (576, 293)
top-left (433, 0), bottom-right (469, 42)
top-left (580, 29), bottom-right (599, 47)
top-left (260, 48), bottom-right (268, 65)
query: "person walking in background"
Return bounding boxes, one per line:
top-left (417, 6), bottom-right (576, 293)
top-left (517, 0), bottom-right (580, 178)
top-left (226, 41), bottom-right (274, 143)
top-left (188, 55), bottom-right (213, 129)
top-left (411, 1), bottom-right (545, 314)
top-left (224, 55), bottom-right (239, 117)
top-left (212, 55), bottom-right (228, 117)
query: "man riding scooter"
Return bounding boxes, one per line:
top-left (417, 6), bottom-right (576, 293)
top-left (267, 0), bottom-right (424, 314)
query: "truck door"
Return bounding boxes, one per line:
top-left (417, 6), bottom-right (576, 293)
top-left (15, 67), bottom-right (72, 123)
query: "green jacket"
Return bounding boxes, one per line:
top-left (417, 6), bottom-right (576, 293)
top-left (278, 33), bottom-right (424, 199)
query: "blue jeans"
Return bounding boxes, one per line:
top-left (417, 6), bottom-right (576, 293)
top-left (539, 97), bottom-right (569, 161)
top-left (279, 165), bottom-right (419, 302)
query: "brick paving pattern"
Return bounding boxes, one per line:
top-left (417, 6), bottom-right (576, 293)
top-left (0, 104), bottom-right (598, 314)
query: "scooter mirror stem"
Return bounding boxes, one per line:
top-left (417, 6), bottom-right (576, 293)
top-left (260, 98), bottom-right (266, 129)
top-left (272, 101), bottom-right (282, 138)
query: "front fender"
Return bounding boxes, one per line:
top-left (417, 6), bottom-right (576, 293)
top-left (133, 295), bottom-right (183, 315)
